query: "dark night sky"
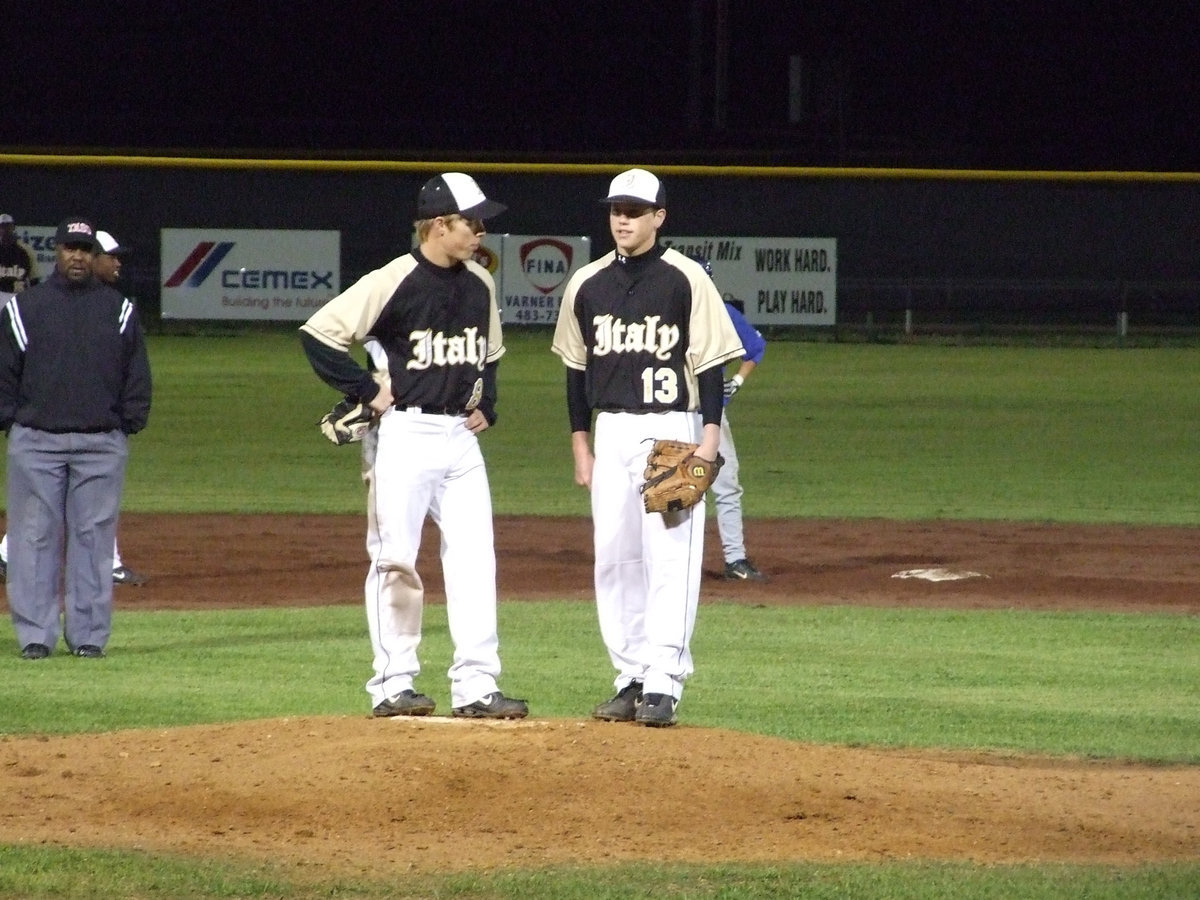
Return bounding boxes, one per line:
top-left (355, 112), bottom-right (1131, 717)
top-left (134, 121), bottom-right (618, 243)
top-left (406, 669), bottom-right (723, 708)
top-left (9, 1), bottom-right (1200, 170)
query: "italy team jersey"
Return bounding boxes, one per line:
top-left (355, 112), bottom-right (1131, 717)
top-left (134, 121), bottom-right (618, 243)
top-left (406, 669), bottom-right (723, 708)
top-left (301, 249), bottom-right (503, 411)
top-left (552, 246), bottom-right (742, 413)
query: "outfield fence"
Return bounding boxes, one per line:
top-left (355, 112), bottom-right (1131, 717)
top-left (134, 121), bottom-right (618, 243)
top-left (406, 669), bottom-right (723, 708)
top-left (839, 276), bottom-right (1200, 336)
top-left (4, 154), bottom-right (1199, 337)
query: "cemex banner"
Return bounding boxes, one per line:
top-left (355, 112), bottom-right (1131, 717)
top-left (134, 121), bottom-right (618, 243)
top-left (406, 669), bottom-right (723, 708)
top-left (660, 236), bottom-right (837, 326)
top-left (161, 229), bottom-right (340, 320)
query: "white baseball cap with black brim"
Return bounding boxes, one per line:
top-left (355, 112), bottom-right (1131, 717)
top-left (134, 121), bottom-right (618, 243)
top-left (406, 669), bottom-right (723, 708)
top-left (601, 168), bottom-right (665, 207)
top-left (417, 173), bottom-right (507, 219)
top-left (96, 231), bottom-right (131, 256)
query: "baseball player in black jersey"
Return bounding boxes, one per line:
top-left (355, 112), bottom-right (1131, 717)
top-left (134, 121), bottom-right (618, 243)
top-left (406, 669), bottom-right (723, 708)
top-left (301, 173), bottom-right (528, 720)
top-left (552, 168), bottom-right (743, 726)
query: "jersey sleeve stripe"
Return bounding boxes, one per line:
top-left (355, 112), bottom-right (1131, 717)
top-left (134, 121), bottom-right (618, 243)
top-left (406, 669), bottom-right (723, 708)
top-left (551, 348), bottom-right (588, 370)
top-left (5, 296), bottom-right (27, 350)
top-left (118, 298), bottom-right (134, 334)
top-left (693, 346), bottom-right (745, 375)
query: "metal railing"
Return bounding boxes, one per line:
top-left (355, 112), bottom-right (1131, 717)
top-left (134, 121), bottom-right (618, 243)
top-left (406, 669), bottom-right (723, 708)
top-left (837, 277), bottom-right (1200, 335)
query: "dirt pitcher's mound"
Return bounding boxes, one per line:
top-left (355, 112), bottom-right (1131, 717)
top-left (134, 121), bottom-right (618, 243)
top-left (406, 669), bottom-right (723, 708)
top-left (1, 715), bottom-right (1197, 876)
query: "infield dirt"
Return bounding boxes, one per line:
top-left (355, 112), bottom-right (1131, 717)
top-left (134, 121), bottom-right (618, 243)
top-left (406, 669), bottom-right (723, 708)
top-left (1, 513), bottom-right (1197, 875)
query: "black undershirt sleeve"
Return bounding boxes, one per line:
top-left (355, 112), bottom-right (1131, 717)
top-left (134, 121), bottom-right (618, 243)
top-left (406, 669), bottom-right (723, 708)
top-left (699, 366), bottom-right (724, 427)
top-left (300, 331), bottom-right (379, 403)
top-left (566, 368), bottom-right (592, 433)
top-left (478, 361), bottom-right (499, 425)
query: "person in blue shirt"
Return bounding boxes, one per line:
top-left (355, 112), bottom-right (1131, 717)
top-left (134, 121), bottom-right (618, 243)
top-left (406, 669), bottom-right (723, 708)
top-left (691, 256), bottom-right (769, 581)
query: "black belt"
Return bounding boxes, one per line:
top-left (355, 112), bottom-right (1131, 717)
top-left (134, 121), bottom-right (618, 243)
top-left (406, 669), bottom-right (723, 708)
top-left (401, 405), bottom-right (465, 416)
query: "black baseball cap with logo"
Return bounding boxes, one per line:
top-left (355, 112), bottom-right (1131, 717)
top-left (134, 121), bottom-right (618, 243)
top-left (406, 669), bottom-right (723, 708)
top-left (417, 173), bottom-right (507, 219)
top-left (55, 218), bottom-right (99, 251)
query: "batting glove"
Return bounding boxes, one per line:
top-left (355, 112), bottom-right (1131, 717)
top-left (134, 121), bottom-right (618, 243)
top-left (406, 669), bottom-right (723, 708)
top-left (723, 374), bottom-right (744, 400)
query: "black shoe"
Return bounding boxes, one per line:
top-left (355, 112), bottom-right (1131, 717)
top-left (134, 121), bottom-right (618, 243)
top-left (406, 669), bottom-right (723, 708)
top-left (0, 557), bottom-right (7, 579)
top-left (74, 645), bottom-right (105, 658)
top-left (591, 681), bottom-right (643, 722)
top-left (452, 691), bottom-right (529, 719)
top-left (372, 689), bottom-right (436, 717)
top-left (634, 692), bottom-right (678, 727)
top-left (724, 558), bottom-right (767, 581)
top-left (20, 643), bottom-right (49, 660)
top-left (112, 566), bottom-right (148, 586)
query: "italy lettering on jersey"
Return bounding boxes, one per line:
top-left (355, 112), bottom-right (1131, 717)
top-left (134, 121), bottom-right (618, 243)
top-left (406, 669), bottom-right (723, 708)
top-left (406, 326), bottom-right (487, 371)
top-left (591, 314), bottom-right (680, 361)
top-left (301, 251), bottom-right (505, 410)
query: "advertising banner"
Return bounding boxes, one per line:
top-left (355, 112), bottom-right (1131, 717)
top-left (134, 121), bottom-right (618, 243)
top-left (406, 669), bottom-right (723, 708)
top-left (161, 229), bottom-right (340, 320)
top-left (8, 225), bottom-right (56, 285)
top-left (478, 234), bottom-right (591, 324)
top-left (660, 236), bottom-right (838, 325)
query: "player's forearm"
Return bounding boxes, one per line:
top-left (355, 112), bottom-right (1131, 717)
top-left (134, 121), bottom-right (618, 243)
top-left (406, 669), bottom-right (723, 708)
top-left (696, 423), bottom-right (722, 461)
top-left (570, 430), bottom-right (594, 487)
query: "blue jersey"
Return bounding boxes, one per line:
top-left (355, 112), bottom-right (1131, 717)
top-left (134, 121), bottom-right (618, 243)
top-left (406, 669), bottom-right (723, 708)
top-left (724, 302), bottom-right (766, 365)
top-left (722, 302), bottom-right (766, 407)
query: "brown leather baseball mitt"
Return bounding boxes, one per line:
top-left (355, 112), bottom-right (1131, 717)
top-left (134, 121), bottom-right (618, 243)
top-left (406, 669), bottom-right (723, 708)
top-left (640, 439), bottom-right (724, 513)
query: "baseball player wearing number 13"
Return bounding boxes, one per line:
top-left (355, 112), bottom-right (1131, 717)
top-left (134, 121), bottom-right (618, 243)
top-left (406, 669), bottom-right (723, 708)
top-left (300, 173), bottom-right (527, 720)
top-left (551, 168), bottom-right (743, 726)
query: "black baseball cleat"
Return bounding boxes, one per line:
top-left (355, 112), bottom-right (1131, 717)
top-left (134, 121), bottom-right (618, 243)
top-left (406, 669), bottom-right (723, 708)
top-left (452, 691), bottom-right (529, 719)
top-left (373, 689), bottom-right (436, 717)
top-left (20, 643), bottom-right (50, 660)
top-left (591, 681), bottom-right (643, 722)
top-left (724, 558), bottom-right (767, 582)
top-left (113, 565), bottom-right (148, 586)
top-left (0, 556), bottom-right (7, 579)
top-left (634, 692), bottom-right (678, 727)
top-left (74, 645), bottom-right (106, 658)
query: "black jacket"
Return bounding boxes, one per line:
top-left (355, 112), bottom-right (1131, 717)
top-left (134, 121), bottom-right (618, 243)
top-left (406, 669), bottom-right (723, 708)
top-left (0, 270), bottom-right (152, 434)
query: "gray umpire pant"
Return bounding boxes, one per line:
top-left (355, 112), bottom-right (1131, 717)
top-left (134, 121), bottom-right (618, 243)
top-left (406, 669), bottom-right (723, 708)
top-left (6, 424), bottom-right (127, 653)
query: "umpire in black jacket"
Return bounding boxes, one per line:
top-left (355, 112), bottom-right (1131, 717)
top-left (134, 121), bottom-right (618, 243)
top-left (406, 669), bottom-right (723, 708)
top-left (0, 217), bottom-right (152, 659)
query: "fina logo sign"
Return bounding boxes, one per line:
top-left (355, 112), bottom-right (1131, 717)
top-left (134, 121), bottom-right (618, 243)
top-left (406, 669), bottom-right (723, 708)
top-left (519, 238), bottom-right (573, 294)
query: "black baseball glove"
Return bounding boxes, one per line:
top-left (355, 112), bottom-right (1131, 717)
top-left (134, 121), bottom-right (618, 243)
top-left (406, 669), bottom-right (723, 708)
top-left (319, 396), bottom-right (375, 445)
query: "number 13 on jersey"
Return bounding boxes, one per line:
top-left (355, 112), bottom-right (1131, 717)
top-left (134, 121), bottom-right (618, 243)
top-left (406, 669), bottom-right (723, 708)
top-left (641, 367), bottom-right (679, 403)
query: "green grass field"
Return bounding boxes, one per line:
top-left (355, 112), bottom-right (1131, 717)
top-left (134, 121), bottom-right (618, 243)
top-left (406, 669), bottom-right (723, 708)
top-left (108, 331), bottom-right (1200, 522)
top-left (1, 331), bottom-right (1198, 898)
